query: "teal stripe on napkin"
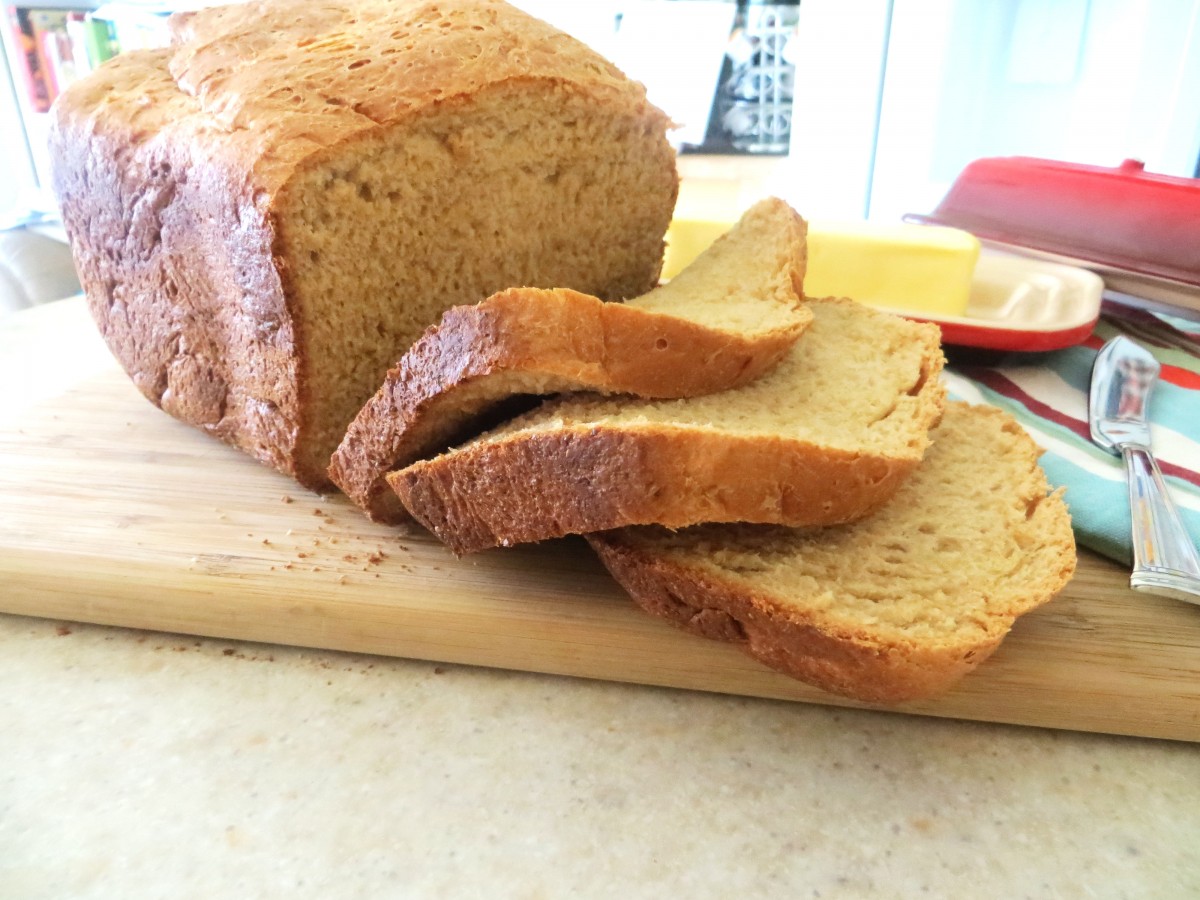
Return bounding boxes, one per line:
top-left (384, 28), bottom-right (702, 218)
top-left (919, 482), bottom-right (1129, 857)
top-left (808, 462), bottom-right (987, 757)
top-left (1038, 451), bottom-right (1200, 566)
top-left (945, 306), bottom-right (1200, 567)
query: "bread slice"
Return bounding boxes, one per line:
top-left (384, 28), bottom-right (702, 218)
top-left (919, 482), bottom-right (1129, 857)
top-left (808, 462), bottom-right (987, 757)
top-left (330, 198), bottom-right (811, 522)
top-left (388, 296), bottom-right (947, 554)
top-left (587, 402), bottom-right (1077, 704)
top-left (50, 0), bottom-right (677, 488)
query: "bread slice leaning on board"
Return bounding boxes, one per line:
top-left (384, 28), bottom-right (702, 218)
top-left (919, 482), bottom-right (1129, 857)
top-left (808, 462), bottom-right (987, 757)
top-left (588, 402), bottom-right (1078, 703)
top-left (329, 198), bottom-right (812, 524)
top-left (388, 296), bottom-right (948, 555)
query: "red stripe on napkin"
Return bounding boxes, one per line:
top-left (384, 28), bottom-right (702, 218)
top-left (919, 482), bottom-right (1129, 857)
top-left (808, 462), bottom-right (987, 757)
top-left (967, 369), bottom-right (1200, 489)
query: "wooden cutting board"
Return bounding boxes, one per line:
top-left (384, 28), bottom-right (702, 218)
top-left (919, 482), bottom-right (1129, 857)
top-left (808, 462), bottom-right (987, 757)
top-left (3, 300), bottom-right (1199, 742)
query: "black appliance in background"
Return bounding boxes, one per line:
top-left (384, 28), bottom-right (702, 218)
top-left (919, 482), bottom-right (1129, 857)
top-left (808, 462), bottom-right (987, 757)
top-left (681, 0), bottom-right (800, 156)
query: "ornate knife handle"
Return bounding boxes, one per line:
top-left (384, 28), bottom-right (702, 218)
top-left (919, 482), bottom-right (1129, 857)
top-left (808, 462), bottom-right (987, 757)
top-left (1122, 444), bottom-right (1200, 604)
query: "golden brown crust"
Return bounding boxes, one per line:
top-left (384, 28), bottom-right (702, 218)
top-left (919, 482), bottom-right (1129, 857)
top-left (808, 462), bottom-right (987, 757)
top-left (50, 49), bottom-right (304, 477)
top-left (388, 426), bottom-right (922, 555)
top-left (586, 533), bottom-right (1003, 703)
top-left (330, 286), bottom-right (808, 522)
top-left (584, 403), bottom-right (1079, 704)
top-left (49, 0), bottom-right (676, 488)
top-left (166, 0), bottom-right (649, 140)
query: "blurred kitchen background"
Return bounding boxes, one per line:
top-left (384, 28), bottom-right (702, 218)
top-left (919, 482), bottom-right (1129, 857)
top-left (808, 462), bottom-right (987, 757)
top-left (2, 0), bottom-right (1198, 308)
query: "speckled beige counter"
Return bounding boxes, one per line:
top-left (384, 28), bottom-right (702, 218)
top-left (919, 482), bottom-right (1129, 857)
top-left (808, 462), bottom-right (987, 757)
top-left (2, 612), bottom-right (1197, 898)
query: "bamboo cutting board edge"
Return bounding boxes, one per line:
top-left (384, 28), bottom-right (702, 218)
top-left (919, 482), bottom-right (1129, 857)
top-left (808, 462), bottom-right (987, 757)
top-left (2, 538), bottom-right (1197, 741)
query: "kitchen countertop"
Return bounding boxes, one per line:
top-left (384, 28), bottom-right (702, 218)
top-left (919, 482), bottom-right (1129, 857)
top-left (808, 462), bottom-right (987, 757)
top-left (4, 613), bottom-right (1200, 897)
top-left (3, 301), bottom-right (1200, 898)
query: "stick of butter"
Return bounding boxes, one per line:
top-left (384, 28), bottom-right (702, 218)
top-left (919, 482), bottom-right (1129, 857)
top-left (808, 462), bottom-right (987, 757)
top-left (806, 222), bottom-right (980, 316)
top-left (663, 219), bottom-right (733, 282)
top-left (665, 216), bottom-right (980, 317)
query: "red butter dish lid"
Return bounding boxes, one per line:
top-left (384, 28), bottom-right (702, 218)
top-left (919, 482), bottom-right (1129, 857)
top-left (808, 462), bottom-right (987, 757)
top-left (908, 157), bottom-right (1200, 288)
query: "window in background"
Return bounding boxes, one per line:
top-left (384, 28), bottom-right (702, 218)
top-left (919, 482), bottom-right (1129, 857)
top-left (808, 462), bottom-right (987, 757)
top-left (508, 0), bottom-right (734, 151)
top-left (511, 0), bottom-right (892, 221)
top-left (3, 0), bottom-right (1196, 229)
top-left (518, 0), bottom-right (1200, 226)
top-left (870, 0), bottom-right (1200, 223)
top-left (0, 1), bottom-right (189, 224)
top-left (1, 28), bottom-right (40, 224)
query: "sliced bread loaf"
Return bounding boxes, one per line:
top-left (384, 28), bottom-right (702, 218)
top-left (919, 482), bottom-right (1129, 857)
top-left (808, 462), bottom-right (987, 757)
top-left (330, 198), bottom-right (811, 522)
top-left (587, 402), bottom-right (1077, 703)
top-left (388, 296), bottom-right (947, 554)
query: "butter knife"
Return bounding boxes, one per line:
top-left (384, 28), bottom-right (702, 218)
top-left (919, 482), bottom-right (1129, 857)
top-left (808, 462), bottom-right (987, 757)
top-left (1089, 336), bottom-right (1200, 604)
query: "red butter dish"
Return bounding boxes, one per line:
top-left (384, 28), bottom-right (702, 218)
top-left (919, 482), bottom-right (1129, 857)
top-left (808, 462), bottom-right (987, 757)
top-left (907, 157), bottom-right (1200, 312)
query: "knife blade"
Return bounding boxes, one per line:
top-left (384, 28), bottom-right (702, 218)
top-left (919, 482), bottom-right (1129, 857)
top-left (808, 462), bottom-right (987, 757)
top-left (1089, 335), bottom-right (1200, 604)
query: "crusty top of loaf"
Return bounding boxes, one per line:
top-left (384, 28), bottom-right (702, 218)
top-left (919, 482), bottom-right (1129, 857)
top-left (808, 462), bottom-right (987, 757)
top-left (56, 0), bottom-right (663, 197)
top-left (168, 0), bottom-right (646, 128)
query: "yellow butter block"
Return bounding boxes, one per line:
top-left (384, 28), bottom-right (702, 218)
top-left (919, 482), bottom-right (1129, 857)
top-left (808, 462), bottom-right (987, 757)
top-left (664, 216), bottom-right (980, 317)
top-left (806, 222), bottom-right (980, 316)
top-left (663, 218), bottom-right (733, 281)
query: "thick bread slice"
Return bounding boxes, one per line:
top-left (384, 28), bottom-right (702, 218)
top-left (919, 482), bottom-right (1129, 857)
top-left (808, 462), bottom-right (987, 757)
top-left (388, 297), bottom-right (947, 554)
top-left (330, 198), bottom-right (810, 522)
top-left (587, 402), bottom-right (1077, 704)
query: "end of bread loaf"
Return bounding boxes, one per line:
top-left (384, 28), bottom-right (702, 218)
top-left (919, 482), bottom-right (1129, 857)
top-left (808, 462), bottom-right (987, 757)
top-left (390, 297), bottom-right (947, 554)
top-left (588, 402), bottom-right (1077, 703)
top-left (49, 0), bottom-right (678, 489)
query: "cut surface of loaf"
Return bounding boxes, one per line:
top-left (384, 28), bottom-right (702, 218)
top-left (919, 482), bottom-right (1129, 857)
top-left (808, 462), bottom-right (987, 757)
top-left (49, 0), bottom-right (678, 488)
top-left (587, 402), bottom-right (1077, 704)
top-left (330, 198), bottom-right (811, 522)
top-left (389, 297), bottom-right (947, 554)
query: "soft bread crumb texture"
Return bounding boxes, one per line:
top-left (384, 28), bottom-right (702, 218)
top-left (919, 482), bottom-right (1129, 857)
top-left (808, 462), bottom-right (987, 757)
top-left (281, 85), bottom-right (678, 478)
top-left (389, 297), bottom-right (946, 552)
top-left (328, 198), bottom-right (810, 523)
top-left (471, 297), bottom-right (942, 453)
top-left (50, 0), bottom-right (678, 487)
top-left (630, 196), bottom-right (808, 334)
top-left (589, 402), bottom-right (1077, 702)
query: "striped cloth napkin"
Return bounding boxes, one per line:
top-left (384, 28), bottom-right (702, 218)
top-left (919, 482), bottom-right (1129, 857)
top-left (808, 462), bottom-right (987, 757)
top-left (942, 305), bottom-right (1200, 566)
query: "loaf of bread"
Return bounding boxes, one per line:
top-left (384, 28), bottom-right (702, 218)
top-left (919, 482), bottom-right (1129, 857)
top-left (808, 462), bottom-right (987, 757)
top-left (588, 402), bottom-right (1077, 703)
top-left (389, 296), bottom-right (947, 554)
top-left (49, 0), bottom-right (678, 488)
top-left (330, 198), bottom-right (811, 523)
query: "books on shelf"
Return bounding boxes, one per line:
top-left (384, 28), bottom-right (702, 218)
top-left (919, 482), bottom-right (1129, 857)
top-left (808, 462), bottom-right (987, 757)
top-left (6, 5), bottom-right (124, 113)
top-left (5, 0), bottom-right (242, 115)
